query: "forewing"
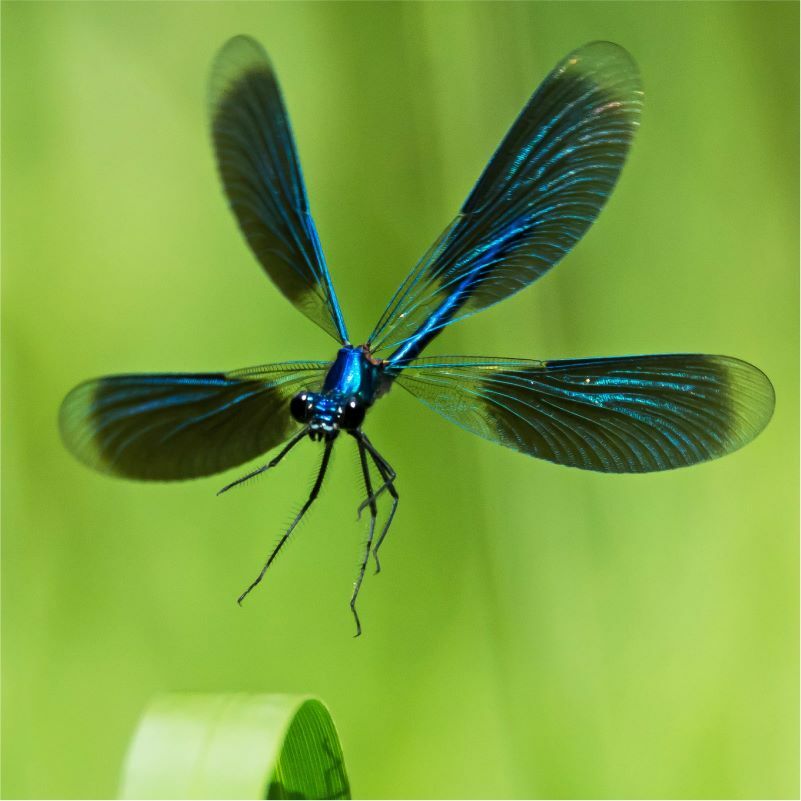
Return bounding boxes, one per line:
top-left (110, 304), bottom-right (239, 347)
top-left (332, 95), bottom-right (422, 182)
top-left (209, 36), bottom-right (348, 343)
top-left (397, 355), bottom-right (774, 473)
top-left (59, 362), bottom-right (328, 480)
top-left (369, 42), bottom-right (642, 360)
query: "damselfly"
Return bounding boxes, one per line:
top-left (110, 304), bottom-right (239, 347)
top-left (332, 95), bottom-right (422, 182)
top-left (60, 37), bottom-right (775, 634)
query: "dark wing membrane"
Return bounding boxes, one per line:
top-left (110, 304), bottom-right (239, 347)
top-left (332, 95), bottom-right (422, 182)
top-left (397, 355), bottom-right (774, 473)
top-left (209, 36), bottom-right (348, 343)
top-left (59, 362), bottom-right (328, 480)
top-left (369, 42), bottom-right (642, 362)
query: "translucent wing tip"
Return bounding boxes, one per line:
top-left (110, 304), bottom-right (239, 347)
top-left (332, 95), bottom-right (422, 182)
top-left (59, 379), bottom-right (111, 475)
top-left (558, 41), bottom-right (643, 106)
top-left (719, 356), bottom-right (775, 451)
top-left (208, 34), bottom-right (273, 114)
top-left (566, 41), bottom-right (640, 76)
top-left (572, 40), bottom-right (638, 65)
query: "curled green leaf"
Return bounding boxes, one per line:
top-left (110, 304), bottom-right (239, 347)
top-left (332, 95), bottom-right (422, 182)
top-left (119, 694), bottom-right (349, 800)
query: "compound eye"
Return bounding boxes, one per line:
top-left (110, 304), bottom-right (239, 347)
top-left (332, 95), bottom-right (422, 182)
top-left (340, 398), bottom-right (365, 430)
top-left (289, 393), bottom-right (310, 423)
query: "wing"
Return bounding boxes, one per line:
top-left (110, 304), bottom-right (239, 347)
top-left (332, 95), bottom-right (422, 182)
top-left (397, 355), bottom-right (774, 473)
top-left (368, 42), bottom-right (642, 363)
top-left (59, 361), bottom-right (329, 481)
top-left (209, 35), bottom-right (348, 343)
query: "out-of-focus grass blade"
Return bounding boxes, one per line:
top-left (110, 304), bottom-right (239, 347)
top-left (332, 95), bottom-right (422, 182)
top-left (118, 694), bottom-right (350, 800)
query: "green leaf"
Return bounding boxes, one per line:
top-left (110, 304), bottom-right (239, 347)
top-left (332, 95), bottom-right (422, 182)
top-left (118, 694), bottom-right (349, 800)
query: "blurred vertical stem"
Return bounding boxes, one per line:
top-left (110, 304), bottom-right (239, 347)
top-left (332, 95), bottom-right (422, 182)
top-left (119, 694), bottom-right (349, 800)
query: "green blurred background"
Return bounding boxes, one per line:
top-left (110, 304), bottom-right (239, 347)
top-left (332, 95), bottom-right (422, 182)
top-left (2, 2), bottom-right (798, 798)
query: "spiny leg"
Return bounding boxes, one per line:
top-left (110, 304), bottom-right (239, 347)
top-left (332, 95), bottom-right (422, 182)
top-left (358, 431), bottom-right (399, 575)
top-left (365, 451), bottom-right (398, 575)
top-left (356, 432), bottom-right (378, 523)
top-left (356, 431), bottom-right (397, 516)
top-left (350, 435), bottom-right (379, 637)
top-left (237, 438), bottom-right (333, 605)
top-left (217, 428), bottom-right (307, 496)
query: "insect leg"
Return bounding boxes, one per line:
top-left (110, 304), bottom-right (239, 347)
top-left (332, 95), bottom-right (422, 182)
top-left (237, 438), bottom-right (333, 605)
top-left (359, 432), bottom-right (399, 575)
top-left (349, 435), bottom-right (378, 637)
top-left (217, 427), bottom-right (307, 495)
top-left (355, 431), bottom-right (378, 522)
top-left (356, 432), bottom-right (397, 515)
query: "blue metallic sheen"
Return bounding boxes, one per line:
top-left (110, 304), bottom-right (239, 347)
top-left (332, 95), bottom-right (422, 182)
top-left (322, 347), bottom-right (382, 405)
top-left (209, 36), bottom-right (349, 344)
top-left (58, 36), bottom-right (775, 633)
top-left (59, 37), bottom-right (774, 479)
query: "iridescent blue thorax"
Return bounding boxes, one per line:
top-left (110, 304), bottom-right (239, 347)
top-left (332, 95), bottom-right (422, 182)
top-left (291, 346), bottom-right (389, 440)
top-left (322, 346), bottom-right (383, 403)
